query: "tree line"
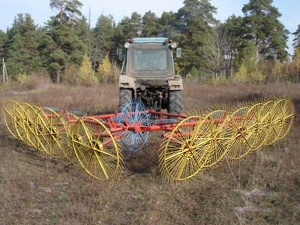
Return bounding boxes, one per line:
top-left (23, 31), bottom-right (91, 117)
top-left (1, 0), bottom-right (300, 87)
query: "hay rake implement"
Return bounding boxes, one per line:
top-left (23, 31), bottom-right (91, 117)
top-left (2, 98), bottom-right (294, 181)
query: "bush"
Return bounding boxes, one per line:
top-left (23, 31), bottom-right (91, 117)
top-left (30, 72), bottom-right (51, 90)
top-left (15, 73), bottom-right (32, 88)
top-left (62, 64), bottom-right (79, 86)
top-left (62, 55), bottom-right (98, 87)
top-left (12, 72), bottom-right (50, 90)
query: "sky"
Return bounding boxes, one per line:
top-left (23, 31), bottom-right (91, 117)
top-left (0, 0), bottom-right (299, 55)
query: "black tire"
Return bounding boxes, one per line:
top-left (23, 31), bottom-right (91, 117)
top-left (168, 90), bottom-right (183, 115)
top-left (118, 89), bottom-right (132, 112)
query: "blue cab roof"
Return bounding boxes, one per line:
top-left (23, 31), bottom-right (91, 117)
top-left (132, 37), bottom-right (168, 43)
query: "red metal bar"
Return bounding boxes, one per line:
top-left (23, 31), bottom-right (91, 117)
top-left (47, 107), bottom-right (252, 139)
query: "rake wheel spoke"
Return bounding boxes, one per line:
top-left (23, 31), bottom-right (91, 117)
top-left (159, 116), bottom-right (210, 181)
top-left (69, 117), bottom-right (122, 180)
top-left (37, 107), bottom-right (73, 159)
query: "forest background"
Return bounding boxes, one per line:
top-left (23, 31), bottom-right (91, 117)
top-left (1, 0), bottom-right (300, 88)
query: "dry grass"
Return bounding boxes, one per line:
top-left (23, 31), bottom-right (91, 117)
top-left (1, 82), bottom-right (300, 225)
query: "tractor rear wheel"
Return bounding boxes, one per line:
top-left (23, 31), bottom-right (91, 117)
top-left (168, 90), bottom-right (183, 115)
top-left (118, 89), bottom-right (133, 112)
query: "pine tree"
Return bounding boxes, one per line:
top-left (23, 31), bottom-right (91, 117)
top-left (41, 0), bottom-right (87, 82)
top-left (40, 22), bottom-right (86, 82)
top-left (223, 15), bottom-right (244, 75)
top-left (114, 12), bottom-right (143, 45)
top-left (158, 11), bottom-right (178, 37)
top-left (50, 0), bottom-right (83, 25)
top-left (241, 0), bottom-right (289, 60)
top-left (0, 31), bottom-right (7, 59)
top-left (5, 13), bottom-right (41, 79)
top-left (74, 16), bottom-right (91, 57)
top-left (176, 0), bottom-right (218, 74)
top-left (93, 15), bottom-right (115, 71)
top-left (292, 24), bottom-right (300, 55)
top-left (141, 11), bottom-right (159, 37)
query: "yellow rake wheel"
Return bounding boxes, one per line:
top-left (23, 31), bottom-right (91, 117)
top-left (271, 99), bottom-right (295, 141)
top-left (13, 102), bottom-right (37, 146)
top-left (260, 100), bottom-right (278, 145)
top-left (37, 107), bottom-right (73, 159)
top-left (2, 100), bottom-right (21, 139)
top-left (226, 106), bottom-right (256, 160)
top-left (244, 102), bottom-right (267, 151)
top-left (22, 103), bottom-right (45, 150)
top-left (159, 116), bottom-right (211, 181)
top-left (202, 110), bottom-right (233, 168)
top-left (69, 117), bottom-right (122, 180)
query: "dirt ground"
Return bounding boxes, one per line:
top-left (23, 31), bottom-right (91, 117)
top-left (0, 83), bottom-right (300, 225)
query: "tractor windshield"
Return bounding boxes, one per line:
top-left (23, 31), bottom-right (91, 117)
top-left (132, 50), bottom-right (167, 71)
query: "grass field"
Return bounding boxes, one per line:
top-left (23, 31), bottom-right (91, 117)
top-left (0, 82), bottom-right (300, 225)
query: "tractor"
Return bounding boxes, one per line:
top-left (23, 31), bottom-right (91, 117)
top-left (118, 37), bottom-right (183, 114)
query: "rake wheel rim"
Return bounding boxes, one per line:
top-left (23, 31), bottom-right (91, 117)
top-left (2, 100), bottom-right (21, 139)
